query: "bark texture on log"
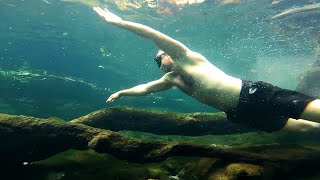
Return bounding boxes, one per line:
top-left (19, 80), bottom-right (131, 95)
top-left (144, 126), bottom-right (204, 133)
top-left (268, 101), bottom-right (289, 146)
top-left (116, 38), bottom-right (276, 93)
top-left (71, 107), bottom-right (255, 135)
top-left (2, 113), bottom-right (320, 168)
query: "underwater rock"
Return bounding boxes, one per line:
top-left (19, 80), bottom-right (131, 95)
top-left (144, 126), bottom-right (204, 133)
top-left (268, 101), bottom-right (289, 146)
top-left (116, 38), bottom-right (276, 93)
top-left (296, 44), bottom-right (320, 98)
top-left (210, 162), bottom-right (264, 179)
top-left (225, 163), bottom-right (263, 179)
top-left (70, 107), bottom-right (255, 135)
top-left (296, 68), bottom-right (320, 98)
top-left (178, 157), bottom-right (219, 179)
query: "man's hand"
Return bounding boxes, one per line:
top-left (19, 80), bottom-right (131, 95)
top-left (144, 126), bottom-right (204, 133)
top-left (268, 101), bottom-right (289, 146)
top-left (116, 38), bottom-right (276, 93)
top-left (93, 7), bottom-right (123, 24)
top-left (106, 92), bottom-right (121, 103)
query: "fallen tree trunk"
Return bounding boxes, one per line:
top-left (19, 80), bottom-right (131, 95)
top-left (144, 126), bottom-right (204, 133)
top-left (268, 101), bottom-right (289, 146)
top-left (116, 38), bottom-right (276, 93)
top-left (71, 107), bottom-right (255, 135)
top-left (1, 113), bottom-right (320, 168)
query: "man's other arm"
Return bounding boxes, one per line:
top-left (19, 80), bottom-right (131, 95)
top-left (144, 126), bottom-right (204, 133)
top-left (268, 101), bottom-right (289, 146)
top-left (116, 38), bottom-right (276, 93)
top-left (107, 73), bottom-right (174, 103)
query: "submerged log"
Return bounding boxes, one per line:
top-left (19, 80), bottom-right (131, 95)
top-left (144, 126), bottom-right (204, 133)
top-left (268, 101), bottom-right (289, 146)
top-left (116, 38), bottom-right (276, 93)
top-left (0, 113), bottom-right (255, 165)
top-left (70, 107), bottom-right (255, 135)
top-left (2, 113), bottom-right (320, 168)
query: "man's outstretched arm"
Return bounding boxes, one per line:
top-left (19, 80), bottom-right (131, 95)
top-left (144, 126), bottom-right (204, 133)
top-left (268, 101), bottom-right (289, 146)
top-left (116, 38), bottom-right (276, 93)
top-left (107, 73), bottom-right (174, 103)
top-left (93, 7), bottom-right (189, 59)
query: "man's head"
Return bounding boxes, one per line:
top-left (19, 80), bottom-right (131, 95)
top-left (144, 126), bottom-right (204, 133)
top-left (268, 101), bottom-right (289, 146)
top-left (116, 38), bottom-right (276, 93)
top-left (154, 50), bottom-right (166, 68)
top-left (154, 50), bottom-right (174, 72)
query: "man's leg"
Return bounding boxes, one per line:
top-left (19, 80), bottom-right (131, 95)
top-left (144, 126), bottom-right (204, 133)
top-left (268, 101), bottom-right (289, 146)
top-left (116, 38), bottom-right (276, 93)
top-left (300, 99), bottom-right (320, 123)
top-left (280, 99), bottom-right (320, 134)
top-left (281, 118), bottom-right (320, 134)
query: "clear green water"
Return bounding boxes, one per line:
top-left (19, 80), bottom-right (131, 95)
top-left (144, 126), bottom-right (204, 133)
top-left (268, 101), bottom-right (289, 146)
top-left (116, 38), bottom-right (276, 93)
top-left (1, 1), bottom-right (320, 179)
top-left (1, 0), bottom-right (319, 119)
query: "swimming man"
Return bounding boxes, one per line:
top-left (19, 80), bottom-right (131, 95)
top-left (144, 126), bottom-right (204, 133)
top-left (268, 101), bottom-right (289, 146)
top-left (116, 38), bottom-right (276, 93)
top-left (93, 7), bottom-right (320, 133)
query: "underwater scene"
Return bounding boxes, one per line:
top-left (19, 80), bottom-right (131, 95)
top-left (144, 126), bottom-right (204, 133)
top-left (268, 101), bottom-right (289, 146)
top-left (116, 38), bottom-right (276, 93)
top-left (1, 0), bottom-right (320, 179)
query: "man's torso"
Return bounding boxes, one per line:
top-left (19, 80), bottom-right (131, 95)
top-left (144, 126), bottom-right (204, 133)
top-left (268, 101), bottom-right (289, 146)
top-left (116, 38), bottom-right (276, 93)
top-left (168, 51), bottom-right (242, 112)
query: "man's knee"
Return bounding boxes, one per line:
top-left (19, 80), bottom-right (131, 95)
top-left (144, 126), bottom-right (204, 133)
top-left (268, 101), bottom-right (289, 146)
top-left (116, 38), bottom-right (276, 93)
top-left (300, 99), bottom-right (320, 122)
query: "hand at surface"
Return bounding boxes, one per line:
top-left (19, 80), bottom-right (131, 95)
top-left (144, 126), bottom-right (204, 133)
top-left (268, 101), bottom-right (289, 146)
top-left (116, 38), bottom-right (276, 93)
top-left (93, 7), bottom-right (123, 24)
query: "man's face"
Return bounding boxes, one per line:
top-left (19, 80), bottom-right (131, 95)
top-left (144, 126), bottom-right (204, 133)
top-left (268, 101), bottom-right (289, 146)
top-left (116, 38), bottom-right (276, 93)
top-left (160, 54), bottom-right (174, 72)
top-left (154, 50), bottom-right (166, 68)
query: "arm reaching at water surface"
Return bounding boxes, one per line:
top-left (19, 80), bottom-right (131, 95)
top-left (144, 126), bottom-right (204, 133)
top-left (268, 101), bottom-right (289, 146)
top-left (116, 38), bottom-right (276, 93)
top-left (106, 73), bottom-right (174, 103)
top-left (93, 7), bottom-right (189, 59)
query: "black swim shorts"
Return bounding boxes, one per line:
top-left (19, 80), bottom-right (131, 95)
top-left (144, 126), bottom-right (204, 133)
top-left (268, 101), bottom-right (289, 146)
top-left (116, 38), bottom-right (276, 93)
top-left (226, 80), bottom-right (316, 132)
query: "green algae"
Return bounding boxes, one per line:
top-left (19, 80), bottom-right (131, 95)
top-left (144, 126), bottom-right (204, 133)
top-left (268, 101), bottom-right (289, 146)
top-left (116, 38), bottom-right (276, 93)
top-left (33, 149), bottom-right (200, 180)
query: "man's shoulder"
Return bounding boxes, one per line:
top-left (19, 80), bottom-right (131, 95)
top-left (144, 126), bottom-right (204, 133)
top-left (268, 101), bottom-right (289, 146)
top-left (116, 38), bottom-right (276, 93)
top-left (184, 50), bottom-right (207, 63)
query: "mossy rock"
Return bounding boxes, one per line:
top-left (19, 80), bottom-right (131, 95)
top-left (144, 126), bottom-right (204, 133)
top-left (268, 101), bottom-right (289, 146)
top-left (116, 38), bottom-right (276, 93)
top-left (179, 157), bottom-right (220, 180)
top-left (225, 163), bottom-right (264, 179)
top-left (210, 162), bottom-right (264, 180)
